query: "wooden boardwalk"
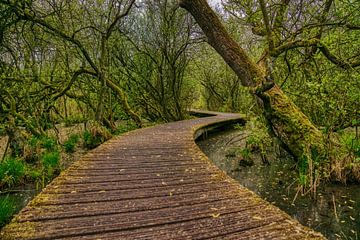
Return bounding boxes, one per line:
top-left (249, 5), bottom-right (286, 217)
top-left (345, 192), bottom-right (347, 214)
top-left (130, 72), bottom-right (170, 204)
top-left (1, 111), bottom-right (324, 239)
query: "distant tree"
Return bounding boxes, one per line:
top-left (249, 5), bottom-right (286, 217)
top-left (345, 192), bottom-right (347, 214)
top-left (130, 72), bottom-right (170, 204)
top-left (0, 0), bottom-right (142, 128)
top-left (114, 0), bottom-right (198, 121)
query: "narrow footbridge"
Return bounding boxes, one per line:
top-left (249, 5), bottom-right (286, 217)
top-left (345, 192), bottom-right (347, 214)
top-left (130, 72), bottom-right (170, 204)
top-left (1, 111), bottom-right (324, 239)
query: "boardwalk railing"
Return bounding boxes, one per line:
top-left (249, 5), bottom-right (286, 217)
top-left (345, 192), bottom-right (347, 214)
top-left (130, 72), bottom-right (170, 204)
top-left (1, 111), bottom-right (324, 239)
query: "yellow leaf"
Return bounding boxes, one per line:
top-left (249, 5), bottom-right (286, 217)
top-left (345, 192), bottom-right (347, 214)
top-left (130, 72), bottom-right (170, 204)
top-left (211, 213), bottom-right (220, 218)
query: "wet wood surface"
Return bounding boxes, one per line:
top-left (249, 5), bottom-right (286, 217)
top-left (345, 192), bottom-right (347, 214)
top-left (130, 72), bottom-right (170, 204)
top-left (0, 111), bottom-right (325, 239)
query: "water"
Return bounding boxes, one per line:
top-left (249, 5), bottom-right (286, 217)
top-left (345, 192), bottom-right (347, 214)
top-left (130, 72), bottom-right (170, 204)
top-left (197, 129), bottom-right (360, 240)
top-left (0, 184), bottom-right (38, 228)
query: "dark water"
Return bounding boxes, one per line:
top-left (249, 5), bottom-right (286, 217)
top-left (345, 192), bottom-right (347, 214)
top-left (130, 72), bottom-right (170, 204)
top-left (0, 184), bottom-right (38, 227)
top-left (197, 129), bottom-right (360, 240)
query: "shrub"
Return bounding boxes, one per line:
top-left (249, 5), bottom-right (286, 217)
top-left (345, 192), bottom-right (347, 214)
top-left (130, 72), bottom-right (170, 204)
top-left (40, 136), bottom-right (57, 151)
top-left (64, 115), bottom-right (86, 127)
top-left (41, 151), bottom-right (60, 169)
top-left (63, 134), bottom-right (79, 153)
top-left (0, 157), bottom-right (25, 188)
top-left (114, 121), bottom-right (138, 135)
top-left (26, 168), bottom-right (42, 182)
top-left (347, 135), bottom-right (359, 158)
top-left (41, 151), bottom-right (60, 180)
top-left (23, 136), bottom-right (41, 163)
top-left (83, 125), bottom-right (112, 149)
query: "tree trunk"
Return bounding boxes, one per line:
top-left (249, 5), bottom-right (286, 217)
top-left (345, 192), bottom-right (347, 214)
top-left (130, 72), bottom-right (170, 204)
top-left (179, 0), bottom-right (327, 188)
top-left (105, 78), bottom-right (143, 128)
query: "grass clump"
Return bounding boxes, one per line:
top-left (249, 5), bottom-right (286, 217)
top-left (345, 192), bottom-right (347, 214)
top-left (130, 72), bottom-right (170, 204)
top-left (64, 115), bottom-right (86, 127)
top-left (0, 195), bottom-right (16, 228)
top-left (40, 136), bottom-right (57, 151)
top-left (0, 157), bottom-right (25, 188)
top-left (83, 124), bottom-right (112, 149)
top-left (63, 134), bottom-right (79, 153)
top-left (330, 131), bottom-right (360, 183)
top-left (41, 151), bottom-right (60, 181)
top-left (113, 121), bottom-right (139, 135)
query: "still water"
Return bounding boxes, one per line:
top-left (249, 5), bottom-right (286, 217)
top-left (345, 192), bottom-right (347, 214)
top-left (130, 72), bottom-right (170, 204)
top-left (197, 129), bottom-right (360, 240)
top-left (0, 184), bottom-right (38, 228)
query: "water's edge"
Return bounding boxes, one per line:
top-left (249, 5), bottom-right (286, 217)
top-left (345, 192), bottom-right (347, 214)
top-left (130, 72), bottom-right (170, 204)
top-left (197, 128), bottom-right (360, 240)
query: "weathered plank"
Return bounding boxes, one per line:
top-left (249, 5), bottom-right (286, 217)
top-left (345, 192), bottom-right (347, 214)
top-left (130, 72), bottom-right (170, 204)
top-left (0, 111), bottom-right (324, 239)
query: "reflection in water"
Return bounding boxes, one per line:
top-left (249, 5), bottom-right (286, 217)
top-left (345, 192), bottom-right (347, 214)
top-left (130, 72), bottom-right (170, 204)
top-left (197, 129), bottom-right (360, 240)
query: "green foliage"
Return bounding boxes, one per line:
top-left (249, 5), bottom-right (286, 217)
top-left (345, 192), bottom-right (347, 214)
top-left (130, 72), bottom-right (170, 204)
top-left (63, 134), bottom-right (79, 153)
top-left (190, 44), bottom-right (253, 113)
top-left (28, 136), bottom-right (39, 148)
top-left (0, 195), bottom-right (16, 228)
top-left (83, 125), bottom-right (112, 149)
top-left (244, 117), bottom-right (272, 154)
top-left (41, 151), bottom-right (60, 169)
top-left (117, 0), bottom-right (196, 122)
top-left (23, 136), bottom-right (40, 163)
top-left (113, 121), bottom-right (138, 135)
top-left (40, 136), bottom-right (57, 151)
top-left (64, 115), bottom-right (86, 127)
top-left (0, 125), bottom-right (6, 136)
top-left (40, 151), bottom-right (60, 180)
top-left (0, 157), bottom-right (25, 188)
top-left (340, 132), bottom-right (360, 158)
top-left (25, 167), bottom-right (41, 182)
top-left (83, 131), bottom-right (98, 149)
top-left (239, 148), bottom-right (251, 159)
top-left (298, 155), bottom-right (309, 186)
top-left (23, 135), bottom-right (59, 163)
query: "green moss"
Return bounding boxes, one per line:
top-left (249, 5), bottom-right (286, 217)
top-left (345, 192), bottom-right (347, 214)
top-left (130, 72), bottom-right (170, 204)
top-left (264, 85), bottom-right (328, 189)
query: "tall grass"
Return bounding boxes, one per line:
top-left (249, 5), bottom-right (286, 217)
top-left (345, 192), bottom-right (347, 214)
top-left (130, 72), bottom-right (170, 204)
top-left (0, 157), bottom-right (25, 188)
top-left (63, 134), bottom-right (79, 153)
top-left (0, 195), bottom-right (16, 228)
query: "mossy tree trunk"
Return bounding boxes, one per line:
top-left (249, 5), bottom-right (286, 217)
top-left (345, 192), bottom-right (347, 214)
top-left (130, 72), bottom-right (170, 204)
top-left (179, 0), bottom-right (327, 188)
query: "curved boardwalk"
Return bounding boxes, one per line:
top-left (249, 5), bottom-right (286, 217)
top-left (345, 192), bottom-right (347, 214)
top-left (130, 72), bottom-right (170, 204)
top-left (1, 112), bottom-right (324, 239)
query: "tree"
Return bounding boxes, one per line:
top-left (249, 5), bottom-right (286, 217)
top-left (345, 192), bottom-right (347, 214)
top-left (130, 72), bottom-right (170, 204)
top-left (0, 0), bottom-right (142, 127)
top-left (179, 0), bottom-right (360, 189)
top-left (113, 0), bottom-right (198, 121)
top-left (223, 0), bottom-right (360, 131)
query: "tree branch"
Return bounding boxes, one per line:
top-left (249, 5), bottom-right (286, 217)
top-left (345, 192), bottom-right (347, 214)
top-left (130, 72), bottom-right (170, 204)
top-left (318, 43), bottom-right (360, 69)
top-left (3, 1), bottom-right (100, 74)
top-left (105, 0), bottom-right (135, 39)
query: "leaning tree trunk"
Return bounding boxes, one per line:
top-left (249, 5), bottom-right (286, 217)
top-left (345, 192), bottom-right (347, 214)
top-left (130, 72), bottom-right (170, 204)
top-left (179, 0), bottom-right (327, 189)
